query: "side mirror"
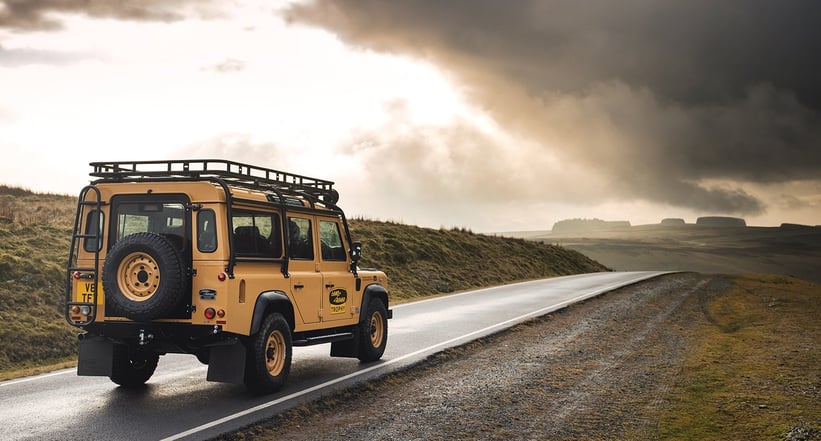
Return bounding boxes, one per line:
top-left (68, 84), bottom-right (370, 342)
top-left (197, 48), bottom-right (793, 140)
top-left (350, 241), bottom-right (362, 262)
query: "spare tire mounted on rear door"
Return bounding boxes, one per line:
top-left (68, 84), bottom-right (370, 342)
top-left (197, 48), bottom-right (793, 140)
top-left (103, 232), bottom-right (186, 321)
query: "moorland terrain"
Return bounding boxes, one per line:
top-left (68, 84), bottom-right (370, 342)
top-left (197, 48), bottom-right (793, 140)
top-left (506, 221), bottom-right (821, 283)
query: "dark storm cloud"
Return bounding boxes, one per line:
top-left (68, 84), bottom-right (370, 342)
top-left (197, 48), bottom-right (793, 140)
top-left (285, 0), bottom-right (821, 215)
top-left (0, 0), bottom-right (219, 31)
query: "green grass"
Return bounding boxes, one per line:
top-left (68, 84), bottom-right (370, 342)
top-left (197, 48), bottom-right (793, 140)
top-left (655, 275), bottom-right (820, 440)
top-left (0, 186), bottom-right (607, 377)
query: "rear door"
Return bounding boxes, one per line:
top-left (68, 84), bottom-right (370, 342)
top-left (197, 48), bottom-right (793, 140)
top-left (107, 194), bottom-right (192, 319)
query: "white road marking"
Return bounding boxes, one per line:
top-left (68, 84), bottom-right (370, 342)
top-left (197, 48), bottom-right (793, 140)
top-left (0, 368), bottom-right (74, 387)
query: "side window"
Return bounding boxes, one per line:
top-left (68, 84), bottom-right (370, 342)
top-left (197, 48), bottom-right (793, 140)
top-left (197, 210), bottom-right (217, 253)
top-left (287, 217), bottom-right (314, 260)
top-left (83, 210), bottom-right (104, 252)
top-left (319, 220), bottom-right (346, 261)
top-left (232, 210), bottom-right (282, 258)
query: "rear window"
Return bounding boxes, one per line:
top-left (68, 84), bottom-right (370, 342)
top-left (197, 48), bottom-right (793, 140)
top-left (112, 201), bottom-right (187, 250)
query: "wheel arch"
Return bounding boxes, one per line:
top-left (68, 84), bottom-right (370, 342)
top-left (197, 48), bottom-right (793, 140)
top-left (361, 283), bottom-right (391, 323)
top-left (249, 290), bottom-right (295, 335)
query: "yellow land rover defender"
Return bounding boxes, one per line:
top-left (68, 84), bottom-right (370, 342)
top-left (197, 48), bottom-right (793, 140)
top-left (64, 160), bottom-right (390, 394)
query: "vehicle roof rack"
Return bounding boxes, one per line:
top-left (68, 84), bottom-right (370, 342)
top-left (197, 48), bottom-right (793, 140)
top-left (89, 159), bottom-right (336, 200)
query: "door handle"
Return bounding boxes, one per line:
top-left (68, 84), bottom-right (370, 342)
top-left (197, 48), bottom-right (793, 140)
top-left (294, 284), bottom-right (305, 289)
top-left (325, 283), bottom-right (335, 289)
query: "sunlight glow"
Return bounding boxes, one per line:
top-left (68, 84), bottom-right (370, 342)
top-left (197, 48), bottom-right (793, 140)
top-left (0, 3), bottom-right (473, 194)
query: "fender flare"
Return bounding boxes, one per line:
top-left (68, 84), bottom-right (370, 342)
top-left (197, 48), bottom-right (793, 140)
top-left (249, 290), bottom-right (295, 335)
top-left (361, 283), bottom-right (391, 322)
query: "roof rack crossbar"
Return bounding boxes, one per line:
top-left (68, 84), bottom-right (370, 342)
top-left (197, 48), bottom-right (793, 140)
top-left (89, 159), bottom-right (335, 198)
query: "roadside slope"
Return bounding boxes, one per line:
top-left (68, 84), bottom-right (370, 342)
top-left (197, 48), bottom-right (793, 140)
top-left (349, 219), bottom-right (608, 300)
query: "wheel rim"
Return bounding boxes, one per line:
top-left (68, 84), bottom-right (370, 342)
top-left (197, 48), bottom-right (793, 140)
top-left (117, 251), bottom-right (161, 302)
top-left (369, 311), bottom-right (384, 348)
top-left (265, 330), bottom-right (286, 377)
top-left (129, 356), bottom-right (148, 370)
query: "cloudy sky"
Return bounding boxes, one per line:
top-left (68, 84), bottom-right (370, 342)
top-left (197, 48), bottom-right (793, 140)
top-left (1, 0), bottom-right (819, 231)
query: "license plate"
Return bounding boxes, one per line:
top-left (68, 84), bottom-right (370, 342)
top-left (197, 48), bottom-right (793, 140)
top-left (75, 281), bottom-right (96, 303)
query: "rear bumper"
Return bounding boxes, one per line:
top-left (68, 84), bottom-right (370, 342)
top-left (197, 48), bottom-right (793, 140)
top-left (78, 321), bottom-right (240, 355)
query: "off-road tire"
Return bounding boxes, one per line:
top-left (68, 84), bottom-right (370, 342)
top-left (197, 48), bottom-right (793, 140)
top-left (357, 298), bottom-right (388, 362)
top-left (245, 313), bottom-right (292, 394)
top-left (102, 232), bottom-right (186, 321)
top-left (110, 346), bottom-right (160, 387)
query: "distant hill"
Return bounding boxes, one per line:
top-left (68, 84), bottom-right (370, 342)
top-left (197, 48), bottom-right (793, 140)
top-left (779, 223), bottom-right (815, 230)
top-left (552, 218), bottom-right (631, 233)
top-left (696, 216), bottom-right (746, 227)
top-left (660, 218), bottom-right (686, 226)
top-left (0, 185), bottom-right (608, 375)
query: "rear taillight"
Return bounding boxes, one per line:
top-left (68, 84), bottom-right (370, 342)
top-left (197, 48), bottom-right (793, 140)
top-left (204, 308), bottom-right (216, 320)
top-left (70, 305), bottom-right (92, 315)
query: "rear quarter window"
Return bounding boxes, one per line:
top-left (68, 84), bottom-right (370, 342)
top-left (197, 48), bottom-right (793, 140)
top-left (83, 210), bottom-right (104, 252)
top-left (197, 209), bottom-right (217, 253)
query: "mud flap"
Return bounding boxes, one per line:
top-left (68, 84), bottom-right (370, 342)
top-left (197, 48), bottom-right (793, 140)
top-left (330, 336), bottom-right (358, 358)
top-left (77, 336), bottom-right (114, 376)
top-left (206, 341), bottom-right (246, 384)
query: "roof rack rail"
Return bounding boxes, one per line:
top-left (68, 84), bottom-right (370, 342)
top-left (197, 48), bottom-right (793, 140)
top-left (89, 159), bottom-right (336, 200)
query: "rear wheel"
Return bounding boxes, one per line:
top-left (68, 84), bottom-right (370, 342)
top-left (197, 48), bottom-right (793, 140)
top-left (357, 298), bottom-right (388, 362)
top-left (110, 346), bottom-right (159, 387)
top-left (245, 313), bottom-right (292, 394)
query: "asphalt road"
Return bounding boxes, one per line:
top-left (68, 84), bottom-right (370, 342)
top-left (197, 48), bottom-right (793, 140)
top-left (0, 271), bottom-right (668, 441)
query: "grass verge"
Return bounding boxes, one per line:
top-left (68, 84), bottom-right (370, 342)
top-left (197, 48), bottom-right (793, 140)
top-left (656, 274), bottom-right (820, 439)
top-left (0, 358), bottom-right (76, 382)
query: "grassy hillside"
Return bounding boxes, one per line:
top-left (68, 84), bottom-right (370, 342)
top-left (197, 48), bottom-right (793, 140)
top-left (0, 186), bottom-right (77, 374)
top-left (0, 186), bottom-right (607, 377)
top-left (349, 219), bottom-right (607, 298)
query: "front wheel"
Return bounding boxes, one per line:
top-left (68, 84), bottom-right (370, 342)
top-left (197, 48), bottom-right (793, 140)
top-left (110, 347), bottom-right (159, 387)
top-left (245, 313), bottom-right (292, 394)
top-left (357, 298), bottom-right (388, 362)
